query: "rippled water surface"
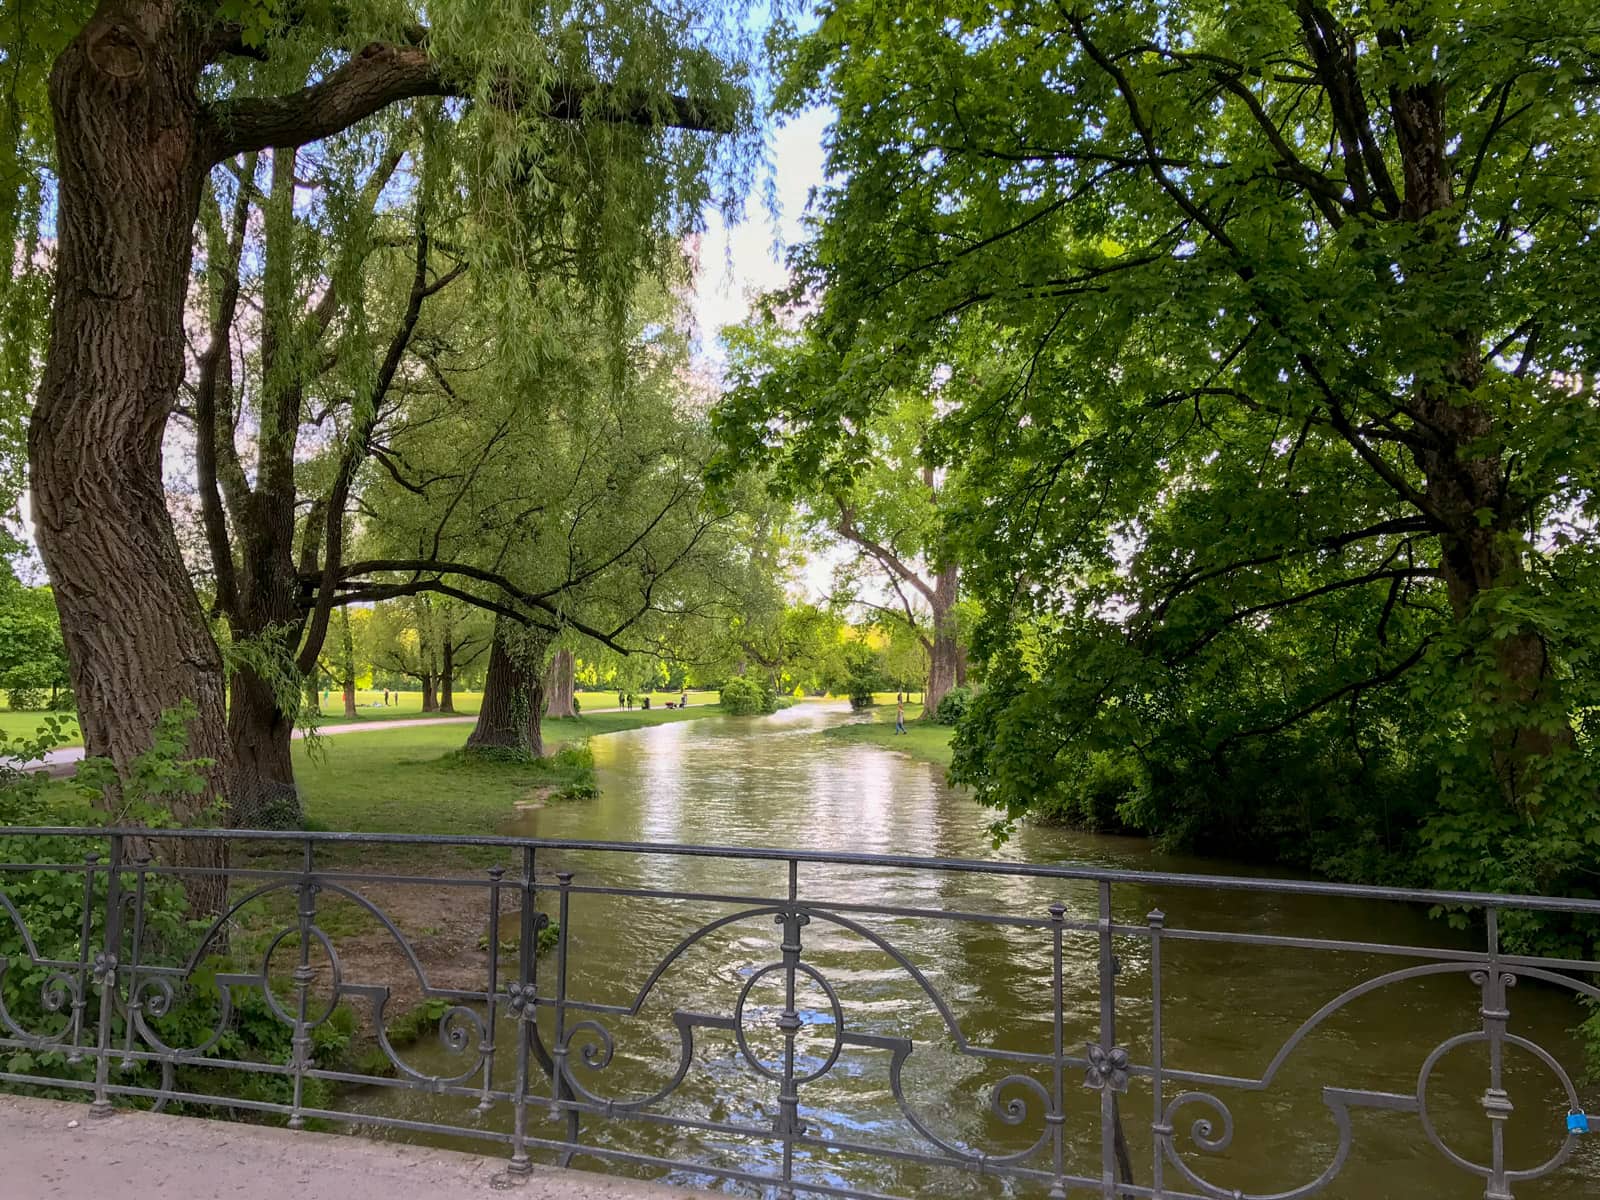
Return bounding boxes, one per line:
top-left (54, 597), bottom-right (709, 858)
top-left (340, 702), bottom-right (1599, 1198)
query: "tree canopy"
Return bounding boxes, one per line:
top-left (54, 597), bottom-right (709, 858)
top-left (723, 0), bottom-right (1600, 906)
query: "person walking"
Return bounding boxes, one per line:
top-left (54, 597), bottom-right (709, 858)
top-left (895, 697), bottom-right (907, 735)
top-left (680, 688), bottom-right (688, 708)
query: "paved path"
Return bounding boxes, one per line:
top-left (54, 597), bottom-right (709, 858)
top-left (9, 705), bottom-right (698, 777)
top-left (2, 1095), bottom-right (704, 1200)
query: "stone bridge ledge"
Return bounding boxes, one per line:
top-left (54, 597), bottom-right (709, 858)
top-left (2, 1095), bottom-right (706, 1200)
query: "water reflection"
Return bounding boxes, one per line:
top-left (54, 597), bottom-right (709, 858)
top-left (339, 702), bottom-right (1598, 1198)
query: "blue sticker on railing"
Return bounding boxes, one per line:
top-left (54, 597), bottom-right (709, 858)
top-left (1568, 1111), bottom-right (1589, 1135)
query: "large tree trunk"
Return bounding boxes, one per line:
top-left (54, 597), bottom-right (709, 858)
top-left (922, 565), bottom-right (961, 720)
top-left (220, 148), bottom-right (313, 825)
top-left (421, 674), bottom-right (438, 713)
top-left (340, 610), bottom-right (358, 719)
top-left (544, 648), bottom-right (577, 718)
top-left (30, 8), bottom-right (227, 911)
top-left (439, 637), bottom-right (455, 713)
top-left (227, 671), bottom-right (300, 829)
top-left (1390, 79), bottom-right (1566, 811)
top-left (467, 622), bottom-right (546, 757)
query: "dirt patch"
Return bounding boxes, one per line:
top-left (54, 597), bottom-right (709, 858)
top-left (304, 878), bottom-right (531, 1029)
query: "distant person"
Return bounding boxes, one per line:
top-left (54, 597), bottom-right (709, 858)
top-left (642, 695), bottom-right (651, 710)
top-left (382, 688), bottom-right (389, 706)
top-left (895, 698), bottom-right (907, 735)
top-left (618, 691), bottom-right (626, 709)
top-left (680, 689), bottom-right (688, 708)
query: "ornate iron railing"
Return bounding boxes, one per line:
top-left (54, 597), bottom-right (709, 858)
top-left (0, 826), bottom-right (1596, 1199)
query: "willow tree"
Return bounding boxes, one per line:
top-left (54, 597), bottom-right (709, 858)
top-left (341, 274), bottom-right (750, 758)
top-left (760, 2), bottom-right (1600, 898)
top-left (11, 0), bottom-right (752, 825)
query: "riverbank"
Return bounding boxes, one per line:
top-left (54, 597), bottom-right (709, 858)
top-left (0, 690), bottom-right (724, 748)
top-left (822, 704), bottom-right (954, 770)
top-left (294, 706), bottom-right (728, 839)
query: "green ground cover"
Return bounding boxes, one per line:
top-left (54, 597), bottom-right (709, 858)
top-left (294, 706), bottom-right (723, 838)
top-left (822, 704), bottom-right (953, 770)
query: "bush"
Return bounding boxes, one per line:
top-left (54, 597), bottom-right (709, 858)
top-left (848, 682), bottom-right (874, 710)
top-left (719, 676), bottom-right (775, 716)
top-left (934, 686), bottom-right (973, 725)
top-left (5, 688), bottom-right (45, 711)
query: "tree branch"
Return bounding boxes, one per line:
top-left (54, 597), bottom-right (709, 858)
top-left (203, 43), bottom-right (734, 162)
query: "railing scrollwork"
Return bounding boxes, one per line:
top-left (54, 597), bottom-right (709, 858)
top-left (0, 826), bottom-right (1595, 1198)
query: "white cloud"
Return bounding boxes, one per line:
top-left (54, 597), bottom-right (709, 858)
top-left (691, 107), bottom-right (830, 366)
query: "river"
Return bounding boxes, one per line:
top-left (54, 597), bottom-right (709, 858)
top-left (340, 702), bottom-right (1599, 1198)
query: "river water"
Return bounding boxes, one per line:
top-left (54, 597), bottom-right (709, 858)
top-left (340, 702), bottom-right (1599, 1198)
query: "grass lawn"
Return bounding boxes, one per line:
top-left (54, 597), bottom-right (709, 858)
top-left (295, 705), bottom-right (724, 838)
top-left (2, 689), bottom-right (724, 745)
top-left (326, 689), bottom-right (483, 721)
top-left (822, 704), bottom-right (954, 771)
top-left (0, 709), bottom-right (81, 746)
top-left (316, 688), bottom-right (720, 722)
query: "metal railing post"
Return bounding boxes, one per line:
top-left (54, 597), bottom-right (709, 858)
top-left (287, 836), bottom-right (318, 1129)
top-left (89, 833), bottom-right (124, 1118)
top-left (551, 871), bottom-right (578, 1165)
top-left (508, 844), bottom-right (536, 1176)
top-left (66, 851), bottom-right (98, 1066)
top-left (1480, 907), bottom-right (1513, 1200)
top-left (478, 865), bottom-right (504, 1113)
top-left (775, 857), bottom-right (808, 1200)
top-left (1147, 908), bottom-right (1167, 1200)
top-left (1048, 901), bottom-right (1068, 1199)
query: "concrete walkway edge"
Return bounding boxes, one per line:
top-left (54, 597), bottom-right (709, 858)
top-left (2, 1094), bottom-right (707, 1199)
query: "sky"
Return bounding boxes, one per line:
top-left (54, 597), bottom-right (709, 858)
top-left (689, 107), bottom-right (830, 369)
top-left (685, 106), bottom-right (851, 603)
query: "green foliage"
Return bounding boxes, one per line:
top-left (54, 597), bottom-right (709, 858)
top-left (0, 576), bottom-right (69, 705)
top-left (719, 675), bottom-right (775, 715)
top-left (742, 0), bottom-right (1600, 968)
top-left (73, 702), bottom-right (217, 827)
top-left (932, 686), bottom-right (972, 726)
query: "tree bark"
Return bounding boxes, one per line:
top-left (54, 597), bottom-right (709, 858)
top-left (923, 565), bottom-right (961, 720)
top-left (210, 147), bottom-right (311, 825)
top-left (421, 674), bottom-right (438, 713)
top-left (339, 609), bottom-right (358, 719)
top-left (466, 621), bottom-right (547, 757)
top-left (439, 636), bottom-right (455, 713)
top-left (544, 648), bottom-right (577, 718)
top-left (1387, 74), bottom-right (1568, 808)
top-left (30, 7), bottom-right (227, 911)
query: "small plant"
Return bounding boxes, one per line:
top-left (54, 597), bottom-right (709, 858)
top-left (719, 676), bottom-right (774, 715)
top-left (5, 687), bottom-right (45, 711)
top-left (934, 686), bottom-right (973, 725)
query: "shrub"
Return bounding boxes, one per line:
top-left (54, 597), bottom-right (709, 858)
top-left (848, 682), bottom-right (874, 710)
top-left (5, 688), bottom-right (45, 711)
top-left (934, 686), bottom-right (973, 725)
top-left (719, 676), bottom-right (774, 715)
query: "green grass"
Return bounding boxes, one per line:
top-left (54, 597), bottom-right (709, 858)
top-left (306, 687), bottom-right (721, 723)
top-left (321, 689), bottom-right (483, 721)
top-left (0, 710), bottom-right (82, 746)
top-left (822, 704), bottom-right (954, 770)
top-left (1, 689), bottom-right (723, 745)
top-left (294, 705), bottom-right (725, 837)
